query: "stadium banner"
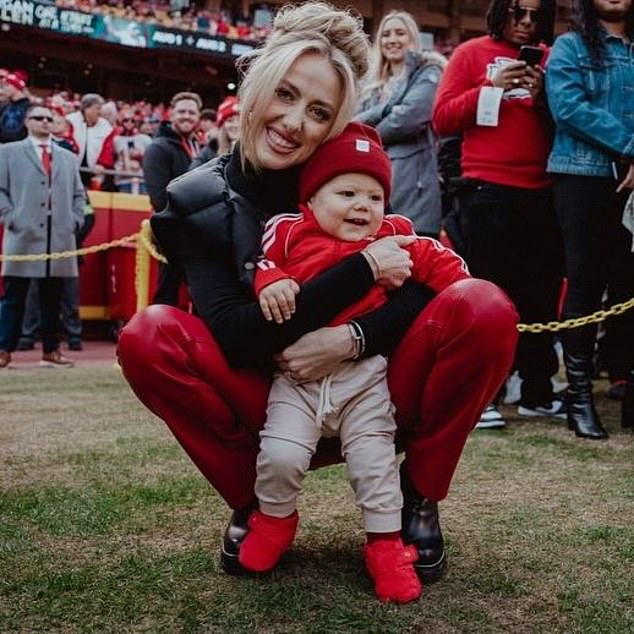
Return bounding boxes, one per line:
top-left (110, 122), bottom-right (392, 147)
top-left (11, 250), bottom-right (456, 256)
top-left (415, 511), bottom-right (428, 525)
top-left (0, 0), bottom-right (256, 58)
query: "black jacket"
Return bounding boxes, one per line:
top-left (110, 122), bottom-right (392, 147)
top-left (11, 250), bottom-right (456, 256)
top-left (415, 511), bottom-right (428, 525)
top-left (142, 122), bottom-right (197, 212)
top-left (151, 149), bottom-right (433, 370)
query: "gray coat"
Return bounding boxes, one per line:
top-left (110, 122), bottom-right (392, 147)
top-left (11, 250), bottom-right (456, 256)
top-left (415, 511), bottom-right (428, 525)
top-left (356, 51), bottom-right (446, 235)
top-left (0, 138), bottom-right (85, 277)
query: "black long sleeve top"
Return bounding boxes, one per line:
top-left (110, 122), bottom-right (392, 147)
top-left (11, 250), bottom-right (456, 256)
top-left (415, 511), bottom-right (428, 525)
top-left (151, 148), bottom-right (434, 371)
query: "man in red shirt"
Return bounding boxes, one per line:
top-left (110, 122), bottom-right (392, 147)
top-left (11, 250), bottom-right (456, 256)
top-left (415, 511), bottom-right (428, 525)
top-left (433, 0), bottom-right (564, 427)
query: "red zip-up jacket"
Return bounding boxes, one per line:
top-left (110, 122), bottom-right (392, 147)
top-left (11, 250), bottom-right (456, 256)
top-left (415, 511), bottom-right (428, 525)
top-left (255, 205), bottom-right (470, 326)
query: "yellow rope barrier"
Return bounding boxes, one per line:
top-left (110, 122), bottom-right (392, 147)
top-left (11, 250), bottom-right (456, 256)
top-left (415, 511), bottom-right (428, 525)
top-left (0, 234), bottom-right (138, 261)
top-left (135, 220), bottom-right (153, 312)
top-left (137, 220), bottom-right (167, 264)
top-left (1, 230), bottom-right (633, 331)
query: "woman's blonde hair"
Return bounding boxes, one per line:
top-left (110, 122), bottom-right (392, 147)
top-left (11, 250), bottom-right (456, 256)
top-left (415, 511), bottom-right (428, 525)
top-left (366, 11), bottom-right (421, 87)
top-left (237, 2), bottom-right (369, 170)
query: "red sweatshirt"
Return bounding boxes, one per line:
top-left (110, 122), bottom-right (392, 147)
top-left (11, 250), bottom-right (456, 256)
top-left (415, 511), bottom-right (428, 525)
top-left (432, 35), bottom-right (552, 189)
top-left (255, 206), bottom-right (470, 327)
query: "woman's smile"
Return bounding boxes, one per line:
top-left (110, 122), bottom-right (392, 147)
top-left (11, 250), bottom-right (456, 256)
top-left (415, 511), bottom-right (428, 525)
top-left (254, 52), bottom-right (342, 170)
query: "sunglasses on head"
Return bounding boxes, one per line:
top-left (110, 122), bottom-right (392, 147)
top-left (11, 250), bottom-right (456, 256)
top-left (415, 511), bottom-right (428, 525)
top-left (29, 115), bottom-right (54, 122)
top-left (509, 5), bottom-right (541, 23)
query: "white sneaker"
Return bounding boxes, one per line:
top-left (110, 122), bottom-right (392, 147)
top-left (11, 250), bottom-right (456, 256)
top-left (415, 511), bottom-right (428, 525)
top-left (503, 371), bottom-right (522, 405)
top-left (475, 404), bottom-right (506, 430)
top-left (517, 399), bottom-right (566, 420)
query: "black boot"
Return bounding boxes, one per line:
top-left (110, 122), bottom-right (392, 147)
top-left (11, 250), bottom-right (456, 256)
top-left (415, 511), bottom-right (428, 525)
top-left (400, 462), bottom-right (446, 583)
top-left (220, 503), bottom-right (257, 576)
top-left (622, 369), bottom-right (634, 429)
top-left (564, 327), bottom-right (608, 440)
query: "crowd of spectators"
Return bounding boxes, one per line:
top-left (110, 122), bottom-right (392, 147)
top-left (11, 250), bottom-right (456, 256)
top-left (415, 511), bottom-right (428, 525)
top-left (54, 0), bottom-right (274, 40)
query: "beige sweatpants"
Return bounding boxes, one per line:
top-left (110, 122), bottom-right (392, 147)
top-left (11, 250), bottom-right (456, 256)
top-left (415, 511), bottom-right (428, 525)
top-left (255, 355), bottom-right (402, 533)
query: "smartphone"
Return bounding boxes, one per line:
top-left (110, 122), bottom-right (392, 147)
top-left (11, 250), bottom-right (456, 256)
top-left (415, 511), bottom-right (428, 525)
top-left (518, 45), bottom-right (544, 67)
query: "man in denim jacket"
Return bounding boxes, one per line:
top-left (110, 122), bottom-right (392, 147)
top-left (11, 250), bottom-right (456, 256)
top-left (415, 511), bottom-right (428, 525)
top-left (546, 0), bottom-right (634, 439)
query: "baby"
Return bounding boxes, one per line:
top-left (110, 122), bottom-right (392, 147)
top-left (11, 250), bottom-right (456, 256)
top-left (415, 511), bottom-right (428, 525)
top-left (239, 122), bottom-right (469, 603)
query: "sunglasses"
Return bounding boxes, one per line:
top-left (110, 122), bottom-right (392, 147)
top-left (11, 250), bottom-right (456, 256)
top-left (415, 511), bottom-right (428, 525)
top-left (509, 5), bottom-right (541, 23)
top-left (29, 115), bottom-right (54, 122)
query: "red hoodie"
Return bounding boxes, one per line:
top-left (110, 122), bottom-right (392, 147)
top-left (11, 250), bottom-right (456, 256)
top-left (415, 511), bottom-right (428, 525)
top-left (433, 35), bottom-right (552, 189)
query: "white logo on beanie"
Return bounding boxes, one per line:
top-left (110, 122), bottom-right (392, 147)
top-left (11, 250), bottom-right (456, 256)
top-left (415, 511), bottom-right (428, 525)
top-left (355, 139), bottom-right (370, 152)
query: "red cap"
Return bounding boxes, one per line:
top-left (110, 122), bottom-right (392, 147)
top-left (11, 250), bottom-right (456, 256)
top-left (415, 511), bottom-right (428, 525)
top-left (4, 72), bottom-right (26, 91)
top-left (216, 96), bottom-right (239, 128)
top-left (299, 122), bottom-right (392, 204)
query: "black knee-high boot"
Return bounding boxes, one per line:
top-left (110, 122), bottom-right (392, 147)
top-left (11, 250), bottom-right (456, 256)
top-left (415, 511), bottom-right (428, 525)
top-left (622, 368), bottom-right (634, 429)
top-left (564, 325), bottom-right (608, 440)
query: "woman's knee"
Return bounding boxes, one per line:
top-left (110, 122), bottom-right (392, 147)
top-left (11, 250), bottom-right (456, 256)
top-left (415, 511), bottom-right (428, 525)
top-left (436, 278), bottom-right (519, 350)
top-left (118, 305), bottom-right (198, 371)
top-left (452, 278), bottom-right (517, 323)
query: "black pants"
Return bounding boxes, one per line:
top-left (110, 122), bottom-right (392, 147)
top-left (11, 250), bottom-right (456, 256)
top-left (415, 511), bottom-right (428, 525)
top-left (460, 180), bottom-right (564, 406)
top-left (554, 174), bottom-right (634, 380)
top-left (0, 276), bottom-right (64, 353)
top-left (20, 277), bottom-right (82, 343)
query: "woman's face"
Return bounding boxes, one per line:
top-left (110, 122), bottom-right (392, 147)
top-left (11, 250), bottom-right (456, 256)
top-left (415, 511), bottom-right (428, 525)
top-left (380, 18), bottom-right (412, 66)
top-left (253, 52), bottom-right (342, 170)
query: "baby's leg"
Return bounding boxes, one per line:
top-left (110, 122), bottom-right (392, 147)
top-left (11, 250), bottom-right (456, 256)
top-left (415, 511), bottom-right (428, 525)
top-left (240, 375), bottom-right (321, 572)
top-left (340, 358), bottom-right (421, 603)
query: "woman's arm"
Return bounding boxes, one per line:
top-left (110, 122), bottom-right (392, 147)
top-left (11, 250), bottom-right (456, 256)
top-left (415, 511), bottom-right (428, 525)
top-left (276, 281), bottom-right (436, 383)
top-left (185, 252), bottom-right (375, 369)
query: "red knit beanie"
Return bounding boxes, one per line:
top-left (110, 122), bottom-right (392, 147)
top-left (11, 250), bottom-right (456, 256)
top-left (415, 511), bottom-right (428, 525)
top-left (216, 96), bottom-right (240, 128)
top-left (299, 122), bottom-right (391, 204)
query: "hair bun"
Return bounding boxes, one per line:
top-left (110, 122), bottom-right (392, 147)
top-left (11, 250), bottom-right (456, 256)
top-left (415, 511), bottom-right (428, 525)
top-left (271, 2), bottom-right (369, 79)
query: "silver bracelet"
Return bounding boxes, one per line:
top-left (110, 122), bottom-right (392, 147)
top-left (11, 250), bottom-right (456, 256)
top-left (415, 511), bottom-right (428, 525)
top-left (363, 249), bottom-right (382, 280)
top-left (348, 320), bottom-right (366, 360)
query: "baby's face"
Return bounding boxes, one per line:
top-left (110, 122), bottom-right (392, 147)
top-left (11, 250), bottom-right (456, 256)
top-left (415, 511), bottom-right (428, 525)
top-left (308, 173), bottom-right (384, 242)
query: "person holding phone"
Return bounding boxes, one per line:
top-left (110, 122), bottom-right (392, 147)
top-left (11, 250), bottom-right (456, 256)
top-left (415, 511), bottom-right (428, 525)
top-left (545, 0), bottom-right (634, 438)
top-left (433, 0), bottom-right (565, 429)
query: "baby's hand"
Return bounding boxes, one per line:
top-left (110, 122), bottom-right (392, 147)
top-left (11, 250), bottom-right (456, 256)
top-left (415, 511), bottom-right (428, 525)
top-left (259, 278), bottom-right (300, 324)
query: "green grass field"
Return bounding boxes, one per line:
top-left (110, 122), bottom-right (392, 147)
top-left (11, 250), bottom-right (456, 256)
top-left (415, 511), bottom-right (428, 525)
top-left (1, 367), bottom-right (633, 633)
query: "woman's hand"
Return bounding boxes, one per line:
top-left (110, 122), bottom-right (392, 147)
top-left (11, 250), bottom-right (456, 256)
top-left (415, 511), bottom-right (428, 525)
top-left (362, 235), bottom-right (415, 289)
top-left (275, 324), bottom-right (354, 383)
top-left (617, 163), bottom-right (634, 193)
top-left (491, 61), bottom-right (527, 91)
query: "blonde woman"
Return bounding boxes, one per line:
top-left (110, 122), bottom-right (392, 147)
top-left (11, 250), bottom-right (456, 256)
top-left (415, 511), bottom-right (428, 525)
top-left (357, 11), bottom-right (446, 237)
top-left (118, 1), bottom-right (517, 590)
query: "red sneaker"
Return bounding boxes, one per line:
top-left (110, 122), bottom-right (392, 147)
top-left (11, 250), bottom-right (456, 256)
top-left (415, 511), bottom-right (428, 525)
top-left (364, 537), bottom-right (422, 603)
top-left (238, 510), bottom-right (298, 573)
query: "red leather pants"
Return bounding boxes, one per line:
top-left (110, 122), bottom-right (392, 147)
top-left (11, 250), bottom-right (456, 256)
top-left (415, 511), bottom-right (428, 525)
top-left (118, 278), bottom-right (518, 509)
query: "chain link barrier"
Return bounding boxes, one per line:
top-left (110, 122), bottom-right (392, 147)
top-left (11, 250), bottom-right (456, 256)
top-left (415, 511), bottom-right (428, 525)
top-left (516, 297), bottom-right (634, 332)
top-left (1, 226), bottom-right (633, 331)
